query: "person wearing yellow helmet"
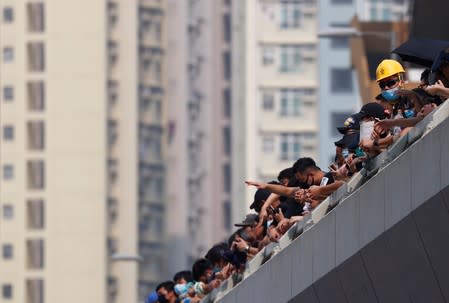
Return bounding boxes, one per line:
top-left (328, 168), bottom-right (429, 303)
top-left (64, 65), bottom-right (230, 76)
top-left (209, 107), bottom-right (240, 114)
top-left (375, 59), bottom-right (406, 102)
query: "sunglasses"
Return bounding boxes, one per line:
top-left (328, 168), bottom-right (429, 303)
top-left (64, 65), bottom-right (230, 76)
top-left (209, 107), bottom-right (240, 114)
top-left (379, 78), bottom-right (399, 90)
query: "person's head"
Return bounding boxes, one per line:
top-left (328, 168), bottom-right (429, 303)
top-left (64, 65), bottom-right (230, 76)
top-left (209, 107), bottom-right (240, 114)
top-left (156, 281), bottom-right (177, 303)
top-left (205, 243), bottom-right (228, 270)
top-left (277, 167), bottom-right (293, 186)
top-left (173, 270), bottom-right (193, 284)
top-left (376, 59), bottom-right (405, 102)
top-left (337, 114), bottom-right (360, 135)
top-left (420, 68), bottom-right (431, 88)
top-left (192, 258), bottom-right (213, 283)
top-left (431, 48), bottom-right (449, 82)
top-left (234, 213), bottom-right (259, 229)
top-left (354, 102), bottom-right (387, 122)
top-left (292, 157), bottom-right (317, 183)
top-left (249, 187), bottom-right (271, 213)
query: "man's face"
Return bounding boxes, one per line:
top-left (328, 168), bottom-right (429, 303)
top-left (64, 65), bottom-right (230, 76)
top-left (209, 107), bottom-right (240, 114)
top-left (157, 288), bottom-right (174, 303)
top-left (303, 168), bottom-right (317, 186)
top-left (294, 171), bottom-right (307, 183)
top-left (378, 75), bottom-right (401, 91)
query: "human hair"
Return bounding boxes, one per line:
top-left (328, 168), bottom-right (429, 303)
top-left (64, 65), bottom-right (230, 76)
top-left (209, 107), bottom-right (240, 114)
top-left (205, 243), bottom-right (228, 265)
top-left (173, 270), bottom-right (193, 283)
top-left (192, 258), bottom-right (213, 281)
top-left (156, 281), bottom-right (175, 293)
top-left (420, 68), bottom-right (430, 85)
top-left (292, 157), bottom-right (317, 174)
top-left (277, 167), bottom-right (293, 182)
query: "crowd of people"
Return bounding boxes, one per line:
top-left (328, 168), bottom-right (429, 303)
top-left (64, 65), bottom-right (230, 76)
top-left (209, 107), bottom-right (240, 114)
top-left (145, 49), bottom-right (449, 303)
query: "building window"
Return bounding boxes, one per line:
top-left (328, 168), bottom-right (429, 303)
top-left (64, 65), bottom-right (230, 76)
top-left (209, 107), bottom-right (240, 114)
top-left (26, 239), bottom-right (44, 269)
top-left (331, 68), bottom-right (353, 93)
top-left (107, 40), bottom-right (118, 67)
top-left (27, 82), bottom-right (45, 110)
top-left (26, 279), bottom-right (44, 303)
top-left (280, 133), bottom-right (302, 161)
top-left (3, 126), bottom-right (14, 141)
top-left (108, 119), bottom-right (118, 147)
top-left (27, 199), bottom-right (45, 230)
top-left (330, 37), bottom-right (349, 49)
top-left (2, 205), bottom-right (13, 219)
top-left (223, 164), bottom-right (231, 192)
top-left (3, 7), bottom-right (14, 23)
top-left (223, 14), bottom-right (231, 43)
top-left (108, 159), bottom-right (118, 184)
top-left (280, 89), bottom-right (301, 116)
top-left (2, 244), bottom-right (13, 259)
top-left (27, 42), bottom-right (45, 72)
top-left (262, 91), bottom-right (274, 110)
top-left (370, 8), bottom-right (377, 20)
top-left (27, 160), bottom-right (45, 189)
top-left (382, 8), bottom-right (391, 21)
top-left (279, 45), bottom-right (301, 73)
top-left (331, 112), bottom-right (352, 136)
top-left (3, 165), bottom-right (14, 180)
top-left (223, 127), bottom-right (231, 156)
top-left (263, 136), bottom-right (274, 153)
top-left (223, 201), bottom-right (231, 231)
top-left (3, 86), bottom-right (14, 101)
top-left (27, 3), bottom-right (45, 32)
top-left (331, 0), bottom-right (352, 4)
top-left (3, 47), bottom-right (14, 62)
top-left (223, 51), bottom-right (231, 80)
top-left (262, 47), bottom-right (275, 65)
top-left (280, 3), bottom-right (301, 28)
top-left (223, 88), bottom-right (231, 118)
top-left (27, 121), bottom-right (45, 150)
top-left (2, 285), bottom-right (12, 299)
top-left (107, 1), bottom-right (118, 28)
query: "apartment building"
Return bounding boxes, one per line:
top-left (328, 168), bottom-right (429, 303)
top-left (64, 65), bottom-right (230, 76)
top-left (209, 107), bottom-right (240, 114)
top-left (232, 0), bottom-right (319, 219)
top-left (0, 1), bottom-right (166, 302)
top-left (165, 0), bottom-right (233, 276)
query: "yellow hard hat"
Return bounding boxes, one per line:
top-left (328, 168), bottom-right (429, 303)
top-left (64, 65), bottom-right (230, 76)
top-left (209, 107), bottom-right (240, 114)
top-left (375, 59), bottom-right (405, 82)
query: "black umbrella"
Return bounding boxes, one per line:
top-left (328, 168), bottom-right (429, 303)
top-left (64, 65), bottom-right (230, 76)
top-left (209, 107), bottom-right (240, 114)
top-left (392, 37), bottom-right (449, 67)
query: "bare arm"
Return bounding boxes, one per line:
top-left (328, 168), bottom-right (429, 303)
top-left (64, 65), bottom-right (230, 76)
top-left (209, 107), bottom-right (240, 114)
top-left (245, 181), bottom-right (297, 197)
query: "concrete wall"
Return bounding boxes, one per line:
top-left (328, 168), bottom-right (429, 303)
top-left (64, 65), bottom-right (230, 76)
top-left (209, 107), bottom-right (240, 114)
top-left (217, 110), bottom-right (449, 302)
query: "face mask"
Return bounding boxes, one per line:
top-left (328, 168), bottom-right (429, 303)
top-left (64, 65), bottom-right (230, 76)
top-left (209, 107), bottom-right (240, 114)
top-left (355, 147), bottom-right (365, 158)
top-left (342, 148), bottom-right (349, 158)
top-left (403, 109), bottom-right (416, 118)
top-left (381, 87), bottom-right (399, 101)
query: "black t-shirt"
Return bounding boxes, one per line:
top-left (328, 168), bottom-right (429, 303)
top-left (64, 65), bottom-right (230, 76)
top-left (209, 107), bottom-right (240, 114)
top-left (280, 172), bottom-right (334, 218)
top-left (322, 171), bottom-right (335, 185)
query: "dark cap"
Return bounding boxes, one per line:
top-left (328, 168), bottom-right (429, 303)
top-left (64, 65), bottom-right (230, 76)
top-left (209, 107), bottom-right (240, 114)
top-left (431, 48), bottom-right (449, 72)
top-left (334, 132), bottom-right (360, 151)
top-left (234, 213), bottom-right (259, 227)
top-left (354, 102), bottom-right (386, 120)
top-left (337, 114), bottom-right (360, 134)
top-left (249, 188), bottom-right (271, 212)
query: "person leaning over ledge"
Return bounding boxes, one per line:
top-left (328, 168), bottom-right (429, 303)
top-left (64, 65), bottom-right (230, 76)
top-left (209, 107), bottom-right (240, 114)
top-left (246, 158), bottom-right (344, 217)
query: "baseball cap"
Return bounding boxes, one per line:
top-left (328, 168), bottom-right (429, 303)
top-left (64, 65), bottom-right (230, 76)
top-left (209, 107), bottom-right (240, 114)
top-left (334, 132), bottom-right (360, 151)
top-left (234, 213), bottom-right (259, 227)
top-left (337, 114), bottom-right (360, 134)
top-left (249, 188), bottom-right (271, 212)
top-left (354, 102), bottom-right (386, 120)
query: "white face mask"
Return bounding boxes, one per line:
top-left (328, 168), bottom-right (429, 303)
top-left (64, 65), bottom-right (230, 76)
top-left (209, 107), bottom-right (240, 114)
top-left (359, 121), bottom-right (375, 142)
